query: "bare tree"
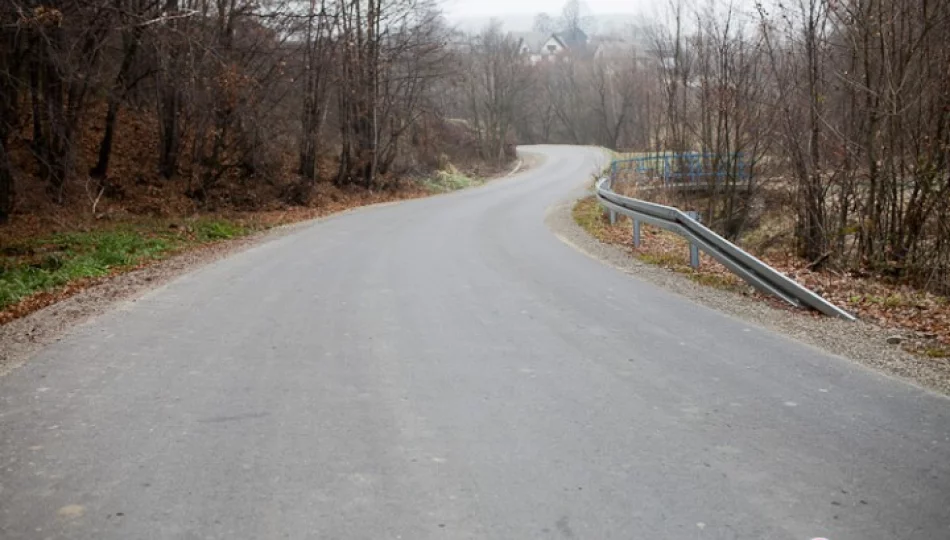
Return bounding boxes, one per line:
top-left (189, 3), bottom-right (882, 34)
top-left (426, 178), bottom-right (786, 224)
top-left (90, 0), bottom-right (157, 180)
top-left (298, 0), bottom-right (335, 183)
top-left (334, 0), bottom-right (446, 187)
top-left (560, 0), bottom-right (594, 35)
top-left (0, 4), bottom-right (22, 223)
top-left (0, 0), bottom-right (496, 223)
top-left (533, 13), bottom-right (556, 34)
top-left (464, 22), bottom-right (534, 164)
top-left (156, 0), bottom-right (184, 179)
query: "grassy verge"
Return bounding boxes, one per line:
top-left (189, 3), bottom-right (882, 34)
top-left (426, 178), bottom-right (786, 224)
top-left (0, 219), bottom-right (255, 312)
top-left (419, 169), bottom-right (483, 194)
top-left (1, 151), bottom-right (522, 326)
top-left (571, 195), bottom-right (613, 240)
top-left (572, 196), bottom-right (745, 292)
top-left (0, 170), bottom-right (460, 325)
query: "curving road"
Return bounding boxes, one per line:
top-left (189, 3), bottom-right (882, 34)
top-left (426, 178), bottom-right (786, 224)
top-left (1, 146), bottom-right (948, 539)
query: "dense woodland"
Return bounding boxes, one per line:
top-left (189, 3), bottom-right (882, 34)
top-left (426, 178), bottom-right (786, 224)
top-left (1, 0), bottom-right (948, 294)
top-left (653, 0), bottom-right (950, 295)
top-left (0, 0), bottom-right (516, 223)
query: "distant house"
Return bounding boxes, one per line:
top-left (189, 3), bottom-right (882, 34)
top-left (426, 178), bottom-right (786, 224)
top-left (513, 28), bottom-right (590, 64)
top-left (510, 27), bottom-right (674, 71)
top-left (511, 32), bottom-right (547, 64)
top-left (549, 29), bottom-right (589, 55)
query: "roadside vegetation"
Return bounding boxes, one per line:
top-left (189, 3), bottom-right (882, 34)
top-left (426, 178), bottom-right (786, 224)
top-left (0, 161), bottom-right (499, 324)
top-left (0, 220), bottom-right (254, 313)
top-left (573, 196), bottom-right (744, 293)
top-left (420, 168), bottom-right (484, 194)
top-left (0, 167), bottom-right (504, 323)
top-left (574, 196), bottom-right (950, 360)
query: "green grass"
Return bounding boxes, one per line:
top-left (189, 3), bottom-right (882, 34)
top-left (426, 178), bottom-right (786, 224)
top-left (0, 219), bottom-right (253, 311)
top-left (573, 196), bottom-right (742, 293)
top-left (420, 170), bottom-right (482, 193)
top-left (922, 347), bottom-right (950, 359)
top-left (849, 293), bottom-right (920, 308)
top-left (192, 220), bottom-right (247, 241)
top-left (639, 251), bottom-right (689, 269)
top-left (690, 272), bottom-right (743, 291)
top-left (571, 196), bottom-right (612, 240)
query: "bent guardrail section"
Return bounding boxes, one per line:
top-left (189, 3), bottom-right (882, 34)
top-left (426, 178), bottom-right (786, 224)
top-left (595, 177), bottom-right (856, 321)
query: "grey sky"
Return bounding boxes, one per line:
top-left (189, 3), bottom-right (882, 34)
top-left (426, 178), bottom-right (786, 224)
top-left (443, 0), bottom-right (652, 18)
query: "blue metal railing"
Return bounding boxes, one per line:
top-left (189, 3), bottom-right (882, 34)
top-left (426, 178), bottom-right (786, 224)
top-left (610, 152), bottom-right (748, 187)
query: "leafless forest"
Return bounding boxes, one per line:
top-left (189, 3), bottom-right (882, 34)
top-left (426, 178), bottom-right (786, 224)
top-left (0, 0), bottom-right (520, 222)
top-left (1, 0), bottom-right (948, 293)
top-left (499, 0), bottom-right (949, 294)
top-left (650, 0), bottom-right (950, 295)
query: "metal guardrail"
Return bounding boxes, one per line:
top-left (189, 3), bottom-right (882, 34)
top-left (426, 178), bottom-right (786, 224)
top-left (595, 177), bottom-right (856, 321)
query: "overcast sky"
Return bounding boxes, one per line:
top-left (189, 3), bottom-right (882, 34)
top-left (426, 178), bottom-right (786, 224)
top-left (442, 0), bottom-right (652, 18)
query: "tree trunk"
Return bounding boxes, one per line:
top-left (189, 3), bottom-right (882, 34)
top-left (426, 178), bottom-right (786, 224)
top-left (158, 0), bottom-right (181, 179)
top-left (158, 85), bottom-right (181, 179)
top-left (90, 99), bottom-right (120, 179)
top-left (91, 29), bottom-right (140, 179)
top-left (1, 22), bottom-right (20, 224)
top-left (0, 141), bottom-right (12, 225)
top-left (43, 25), bottom-right (69, 201)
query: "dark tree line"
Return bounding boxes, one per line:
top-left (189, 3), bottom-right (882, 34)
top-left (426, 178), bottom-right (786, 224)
top-left (0, 0), bottom-right (470, 222)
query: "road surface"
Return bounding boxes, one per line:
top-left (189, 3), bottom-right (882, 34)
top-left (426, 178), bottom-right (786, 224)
top-left (1, 146), bottom-right (948, 539)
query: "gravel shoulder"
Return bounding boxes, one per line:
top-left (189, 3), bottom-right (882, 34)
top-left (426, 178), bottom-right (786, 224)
top-left (546, 192), bottom-right (950, 397)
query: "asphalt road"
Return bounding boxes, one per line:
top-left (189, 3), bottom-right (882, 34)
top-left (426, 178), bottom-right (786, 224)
top-left (1, 146), bottom-right (948, 540)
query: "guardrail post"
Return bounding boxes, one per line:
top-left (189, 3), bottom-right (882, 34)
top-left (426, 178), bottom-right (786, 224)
top-left (609, 209), bottom-right (617, 225)
top-left (632, 218), bottom-right (641, 248)
top-left (686, 211), bottom-right (701, 269)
